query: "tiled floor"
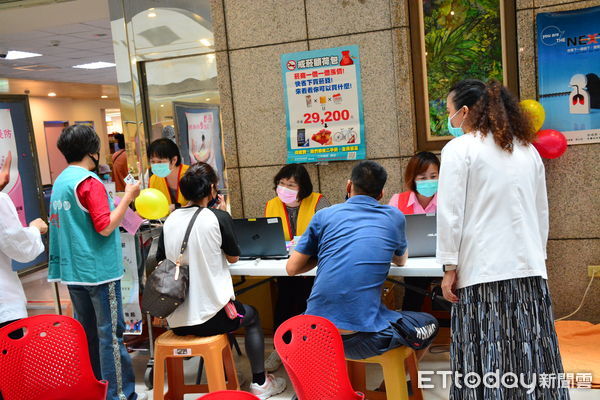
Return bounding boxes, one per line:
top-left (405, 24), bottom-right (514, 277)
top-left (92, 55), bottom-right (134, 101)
top-left (131, 339), bottom-right (597, 399)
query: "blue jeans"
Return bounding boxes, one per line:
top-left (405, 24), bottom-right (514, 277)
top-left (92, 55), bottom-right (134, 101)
top-left (68, 280), bottom-right (137, 400)
top-left (342, 311), bottom-right (439, 360)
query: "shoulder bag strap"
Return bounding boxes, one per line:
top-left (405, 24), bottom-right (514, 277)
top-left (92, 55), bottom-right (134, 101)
top-left (177, 207), bottom-right (202, 262)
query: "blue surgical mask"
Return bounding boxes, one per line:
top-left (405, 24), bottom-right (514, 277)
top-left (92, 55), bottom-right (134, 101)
top-left (415, 180), bottom-right (438, 198)
top-left (447, 108), bottom-right (465, 137)
top-left (151, 162), bottom-right (171, 178)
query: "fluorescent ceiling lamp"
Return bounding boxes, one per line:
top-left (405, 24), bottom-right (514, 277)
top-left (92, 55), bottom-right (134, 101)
top-left (48, 92), bottom-right (56, 97)
top-left (72, 61), bottom-right (116, 69)
top-left (101, 95), bottom-right (108, 98)
top-left (5, 51), bottom-right (42, 60)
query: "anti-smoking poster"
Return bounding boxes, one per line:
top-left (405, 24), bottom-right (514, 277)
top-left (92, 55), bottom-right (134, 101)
top-left (281, 45), bottom-right (366, 163)
top-left (537, 6), bottom-right (600, 144)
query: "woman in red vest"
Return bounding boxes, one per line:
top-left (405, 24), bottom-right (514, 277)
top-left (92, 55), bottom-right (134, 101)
top-left (389, 151), bottom-right (440, 311)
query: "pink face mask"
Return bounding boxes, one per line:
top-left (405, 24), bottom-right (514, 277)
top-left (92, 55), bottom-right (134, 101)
top-left (277, 185), bottom-right (299, 204)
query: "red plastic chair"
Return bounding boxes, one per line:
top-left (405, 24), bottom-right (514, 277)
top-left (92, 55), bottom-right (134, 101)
top-left (274, 315), bottom-right (364, 400)
top-left (0, 314), bottom-right (108, 400)
top-left (198, 390), bottom-right (260, 399)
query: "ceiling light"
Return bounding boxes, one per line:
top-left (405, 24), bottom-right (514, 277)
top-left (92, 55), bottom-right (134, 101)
top-left (101, 95), bottom-right (108, 99)
top-left (199, 38), bottom-right (212, 47)
top-left (5, 50), bottom-right (42, 60)
top-left (72, 62), bottom-right (116, 69)
top-left (48, 92), bottom-right (56, 97)
top-left (205, 98), bottom-right (210, 101)
top-left (147, 11), bottom-right (157, 18)
top-left (160, 104), bottom-right (164, 107)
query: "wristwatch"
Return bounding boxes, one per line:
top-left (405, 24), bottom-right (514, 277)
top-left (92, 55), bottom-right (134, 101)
top-left (443, 264), bottom-right (457, 272)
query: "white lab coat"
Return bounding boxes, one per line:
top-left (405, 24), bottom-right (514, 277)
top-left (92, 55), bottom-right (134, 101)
top-left (0, 193), bottom-right (44, 324)
top-left (436, 132), bottom-right (549, 289)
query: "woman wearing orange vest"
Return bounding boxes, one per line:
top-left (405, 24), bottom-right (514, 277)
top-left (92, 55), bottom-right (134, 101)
top-left (264, 164), bottom-right (329, 371)
top-left (148, 138), bottom-right (190, 211)
top-left (389, 151), bottom-right (440, 312)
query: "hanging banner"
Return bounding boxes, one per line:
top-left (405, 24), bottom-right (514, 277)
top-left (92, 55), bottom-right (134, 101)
top-left (281, 45), bottom-right (366, 163)
top-left (121, 232), bottom-right (142, 335)
top-left (0, 109), bottom-right (26, 226)
top-left (537, 6), bottom-right (600, 144)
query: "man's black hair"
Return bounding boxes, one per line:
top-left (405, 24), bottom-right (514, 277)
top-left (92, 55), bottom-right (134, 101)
top-left (350, 160), bottom-right (387, 198)
top-left (57, 124), bottom-right (101, 163)
top-left (273, 164), bottom-right (313, 200)
top-left (148, 138), bottom-right (181, 166)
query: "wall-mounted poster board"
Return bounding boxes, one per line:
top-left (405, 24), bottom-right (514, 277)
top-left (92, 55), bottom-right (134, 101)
top-left (173, 102), bottom-right (226, 190)
top-left (281, 45), bottom-right (366, 163)
top-left (0, 95), bottom-right (48, 272)
top-left (537, 5), bottom-right (600, 144)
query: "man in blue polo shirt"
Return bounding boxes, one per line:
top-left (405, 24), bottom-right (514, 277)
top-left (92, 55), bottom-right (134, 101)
top-left (287, 160), bottom-right (438, 360)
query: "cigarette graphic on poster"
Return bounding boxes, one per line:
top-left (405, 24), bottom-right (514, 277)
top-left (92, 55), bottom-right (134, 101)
top-left (0, 108), bottom-right (26, 226)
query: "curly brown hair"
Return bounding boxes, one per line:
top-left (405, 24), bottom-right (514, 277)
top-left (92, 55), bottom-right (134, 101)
top-left (449, 79), bottom-right (535, 152)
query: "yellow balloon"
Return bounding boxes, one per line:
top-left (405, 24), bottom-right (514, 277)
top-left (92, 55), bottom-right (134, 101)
top-left (520, 99), bottom-right (545, 132)
top-left (135, 188), bottom-right (169, 220)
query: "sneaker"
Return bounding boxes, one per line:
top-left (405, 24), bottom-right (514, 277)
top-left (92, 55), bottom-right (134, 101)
top-left (264, 351), bottom-right (282, 372)
top-left (249, 374), bottom-right (286, 399)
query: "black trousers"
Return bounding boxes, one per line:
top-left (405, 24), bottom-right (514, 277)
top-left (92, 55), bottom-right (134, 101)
top-left (273, 276), bottom-right (315, 329)
top-left (401, 277), bottom-right (435, 312)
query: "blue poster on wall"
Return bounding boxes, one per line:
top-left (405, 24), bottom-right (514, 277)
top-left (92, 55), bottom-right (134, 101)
top-left (281, 45), bottom-right (366, 163)
top-left (0, 96), bottom-right (48, 271)
top-left (537, 6), bottom-right (600, 144)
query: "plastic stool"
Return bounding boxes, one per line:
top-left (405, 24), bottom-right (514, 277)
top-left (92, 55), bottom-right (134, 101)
top-left (153, 331), bottom-right (239, 400)
top-left (346, 346), bottom-right (422, 400)
top-left (199, 390), bottom-right (260, 399)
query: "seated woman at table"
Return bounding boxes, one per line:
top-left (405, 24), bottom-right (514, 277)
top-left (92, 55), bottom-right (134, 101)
top-left (157, 163), bottom-right (286, 399)
top-left (148, 138), bottom-right (189, 211)
top-left (389, 151), bottom-right (440, 312)
top-left (264, 164), bottom-right (330, 371)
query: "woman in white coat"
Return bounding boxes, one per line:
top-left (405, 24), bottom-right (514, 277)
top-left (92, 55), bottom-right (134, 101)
top-left (0, 152), bottom-right (47, 329)
top-left (437, 79), bottom-right (569, 399)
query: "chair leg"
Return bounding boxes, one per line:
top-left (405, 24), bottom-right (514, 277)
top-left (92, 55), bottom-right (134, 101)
top-left (165, 358), bottom-right (186, 400)
top-left (381, 359), bottom-right (410, 400)
top-left (204, 351), bottom-right (228, 392)
top-left (195, 357), bottom-right (204, 385)
top-left (222, 344), bottom-right (240, 390)
top-left (346, 361), bottom-right (367, 394)
top-left (153, 353), bottom-right (166, 400)
top-left (405, 352), bottom-right (423, 400)
top-left (228, 332), bottom-right (242, 356)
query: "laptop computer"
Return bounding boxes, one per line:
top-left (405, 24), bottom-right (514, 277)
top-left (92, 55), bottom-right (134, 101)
top-left (233, 217), bottom-right (289, 260)
top-left (404, 214), bottom-right (437, 257)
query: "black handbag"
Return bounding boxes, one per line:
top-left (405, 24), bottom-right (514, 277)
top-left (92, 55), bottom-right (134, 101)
top-left (141, 208), bottom-right (202, 318)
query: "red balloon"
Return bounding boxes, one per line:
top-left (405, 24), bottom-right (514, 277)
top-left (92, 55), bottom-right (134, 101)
top-left (533, 129), bottom-right (567, 159)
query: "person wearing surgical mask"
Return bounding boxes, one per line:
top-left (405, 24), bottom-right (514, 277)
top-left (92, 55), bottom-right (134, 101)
top-left (148, 138), bottom-right (190, 211)
top-left (388, 151), bottom-right (440, 312)
top-left (263, 164), bottom-right (329, 371)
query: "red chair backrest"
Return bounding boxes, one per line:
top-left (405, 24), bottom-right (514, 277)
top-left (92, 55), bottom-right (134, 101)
top-left (199, 390), bottom-right (260, 399)
top-left (274, 315), bottom-right (364, 400)
top-left (0, 314), bottom-right (108, 400)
